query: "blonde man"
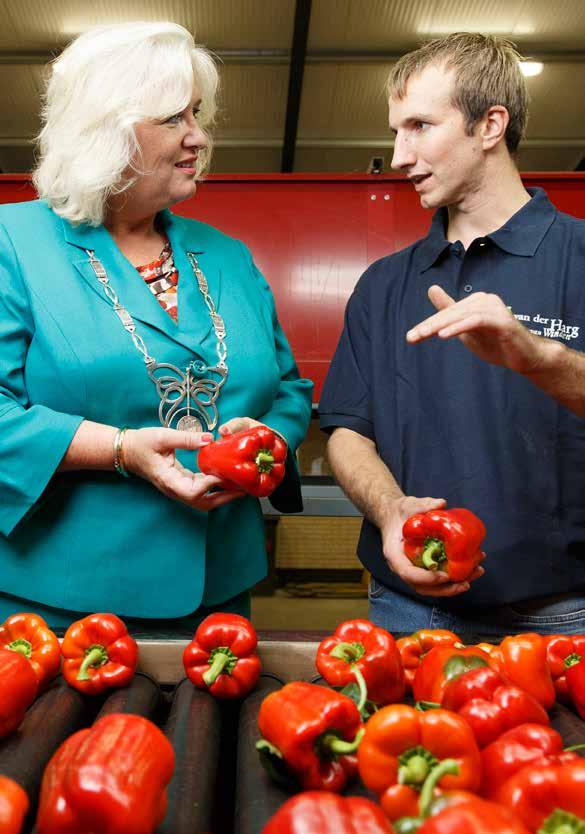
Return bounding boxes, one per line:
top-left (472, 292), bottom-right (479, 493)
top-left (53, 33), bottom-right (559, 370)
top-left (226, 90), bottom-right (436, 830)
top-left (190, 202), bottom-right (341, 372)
top-left (320, 33), bottom-right (585, 636)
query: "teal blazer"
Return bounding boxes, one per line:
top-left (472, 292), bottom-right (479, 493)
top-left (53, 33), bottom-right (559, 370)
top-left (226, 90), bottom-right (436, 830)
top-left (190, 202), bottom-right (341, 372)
top-left (0, 200), bottom-right (313, 616)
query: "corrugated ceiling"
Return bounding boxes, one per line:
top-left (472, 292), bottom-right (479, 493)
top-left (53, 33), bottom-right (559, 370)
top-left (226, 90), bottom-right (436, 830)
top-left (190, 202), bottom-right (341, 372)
top-left (0, 0), bottom-right (583, 173)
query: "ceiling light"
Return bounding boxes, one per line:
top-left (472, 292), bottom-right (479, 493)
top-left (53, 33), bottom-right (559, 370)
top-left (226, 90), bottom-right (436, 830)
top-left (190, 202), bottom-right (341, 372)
top-left (520, 61), bottom-right (543, 77)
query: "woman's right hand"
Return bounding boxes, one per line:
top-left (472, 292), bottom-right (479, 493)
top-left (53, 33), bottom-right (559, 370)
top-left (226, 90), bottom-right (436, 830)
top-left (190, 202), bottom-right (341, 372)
top-left (122, 427), bottom-right (245, 511)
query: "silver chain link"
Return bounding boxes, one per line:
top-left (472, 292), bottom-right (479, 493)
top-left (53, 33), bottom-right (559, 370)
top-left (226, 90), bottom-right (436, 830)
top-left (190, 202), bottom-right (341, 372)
top-left (87, 249), bottom-right (228, 371)
top-left (85, 248), bottom-right (228, 431)
top-left (186, 252), bottom-right (227, 367)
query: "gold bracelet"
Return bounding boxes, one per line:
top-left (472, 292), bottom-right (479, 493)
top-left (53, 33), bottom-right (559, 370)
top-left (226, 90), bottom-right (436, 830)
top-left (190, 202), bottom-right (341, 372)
top-left (113, 426), bottom-right (130, 478)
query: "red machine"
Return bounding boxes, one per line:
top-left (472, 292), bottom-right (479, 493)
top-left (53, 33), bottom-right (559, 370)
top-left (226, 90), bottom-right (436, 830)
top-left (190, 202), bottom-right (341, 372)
top-left (1, 172), bottom-right (584, 402)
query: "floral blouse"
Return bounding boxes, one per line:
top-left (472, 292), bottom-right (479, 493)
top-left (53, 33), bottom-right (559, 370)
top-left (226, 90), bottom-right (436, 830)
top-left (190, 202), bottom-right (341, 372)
top-left (136, 239), bottom-right (178, 321)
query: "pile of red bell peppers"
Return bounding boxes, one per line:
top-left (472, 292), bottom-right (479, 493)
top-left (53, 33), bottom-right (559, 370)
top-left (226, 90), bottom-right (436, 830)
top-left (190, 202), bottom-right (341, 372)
top-left (0, 607), bottom-right (263, 833)
top-left (2, 593), bottom-right (585, 832)
top-left (259, 618), bottom-right (585, 833)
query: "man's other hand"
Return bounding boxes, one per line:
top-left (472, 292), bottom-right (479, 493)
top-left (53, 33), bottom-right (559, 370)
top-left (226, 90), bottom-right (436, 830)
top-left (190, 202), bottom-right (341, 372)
top-left (381, 494), bottom-right (484, 597)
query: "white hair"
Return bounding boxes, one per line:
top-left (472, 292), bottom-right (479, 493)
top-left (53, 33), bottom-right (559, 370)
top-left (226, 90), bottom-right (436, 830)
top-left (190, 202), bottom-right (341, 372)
top-left (33, 21), bottom-right (219, 226)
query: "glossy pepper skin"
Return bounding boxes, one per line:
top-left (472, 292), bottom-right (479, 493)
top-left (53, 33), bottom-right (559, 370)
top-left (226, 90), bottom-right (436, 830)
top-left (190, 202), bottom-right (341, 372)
top-left (198, 425), bottom-right (287, 497)
top-left (497, 758), bottom-right (585, 833)
top-left (402, 508), bottom-right (486, 582)
top-left (563, 653), bottom-right (585, 719)
top-left (415, 795), bottom-right (531, 834)
top-left (0, 776), bottom-right (29, 834)
top-left (412, 645), bottom-right (490, 705)
top-left (61, 613), bottom-right (138, 695)
top-left (486, 633), bottom-right (556, 710)
top-left (257, 682), bottom-right (363, 792)
top-left (183, 612), bottom-right (261, 699)
top-left (480, 724), bottom-right (568, 799)
top-left (316, 619), bottom-right (405, 709)
top-left (397, 630), bottom-right (461, 691)
top-left (36, 713), bottom-right (174, 834)
top-left (544, 634), bottom-right (585, 702)
top-left (0, 648), bottom-right (37, 738)
top-left (261, 791), bottom-right (395, 834)
top-left (0, 613), bottom-right (60, 691)
top-left (357, 703), bottom-right (481, 821)
top-left (441, 666), bottom-right (549, 749)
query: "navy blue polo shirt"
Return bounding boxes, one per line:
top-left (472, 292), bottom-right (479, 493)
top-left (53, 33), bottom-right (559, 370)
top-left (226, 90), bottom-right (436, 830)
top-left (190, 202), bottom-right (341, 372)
top-left (320, 188), bottom-right (585, 610)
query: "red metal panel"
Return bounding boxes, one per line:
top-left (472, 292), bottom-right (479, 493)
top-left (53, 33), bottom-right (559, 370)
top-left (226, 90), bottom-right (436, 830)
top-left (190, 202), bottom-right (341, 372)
top-left (1, 172), bottom-right (585, 401)
top-left (185, 179), bottom-right (395, 399)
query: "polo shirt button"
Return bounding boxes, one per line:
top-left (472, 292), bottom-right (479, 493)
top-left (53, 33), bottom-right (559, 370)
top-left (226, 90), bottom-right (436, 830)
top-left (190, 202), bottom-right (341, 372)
top-left (464, 284), bottom-right (473, 293)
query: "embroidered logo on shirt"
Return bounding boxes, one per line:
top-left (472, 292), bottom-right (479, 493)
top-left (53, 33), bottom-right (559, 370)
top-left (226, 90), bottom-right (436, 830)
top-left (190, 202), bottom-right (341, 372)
top-left (513, 311), bottom-right (581, 342)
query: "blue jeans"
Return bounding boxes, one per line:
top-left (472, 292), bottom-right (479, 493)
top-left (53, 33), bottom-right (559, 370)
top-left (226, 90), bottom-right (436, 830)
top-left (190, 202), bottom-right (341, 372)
top-left (368, 578), bottom-right (585, 638)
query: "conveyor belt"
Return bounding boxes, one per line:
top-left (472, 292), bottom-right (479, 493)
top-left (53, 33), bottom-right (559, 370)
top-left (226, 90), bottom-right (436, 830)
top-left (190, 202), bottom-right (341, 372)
top-left (2, 635), bottom-right (583, 834)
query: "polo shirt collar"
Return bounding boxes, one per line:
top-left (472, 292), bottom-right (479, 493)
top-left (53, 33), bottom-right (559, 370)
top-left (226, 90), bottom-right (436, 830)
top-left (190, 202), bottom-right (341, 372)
top-left (415, 209), bottom-right (451, 272)
top-left (487, 188), bottom-right (556, 256)
top-left (415, 187), bottom-right (557, 272)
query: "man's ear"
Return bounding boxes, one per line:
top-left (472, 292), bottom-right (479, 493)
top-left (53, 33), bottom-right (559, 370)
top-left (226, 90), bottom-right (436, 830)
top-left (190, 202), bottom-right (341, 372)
top-left (480, 105), bottom-right (510, 150)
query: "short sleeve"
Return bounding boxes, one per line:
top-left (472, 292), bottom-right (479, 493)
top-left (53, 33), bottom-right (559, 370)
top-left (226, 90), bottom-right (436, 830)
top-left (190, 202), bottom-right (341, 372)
top-left (319, 275), bottom-right (374, 440)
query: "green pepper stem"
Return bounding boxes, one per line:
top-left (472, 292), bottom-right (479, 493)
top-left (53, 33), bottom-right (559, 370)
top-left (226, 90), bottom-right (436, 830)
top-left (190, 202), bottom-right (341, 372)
top-left (255, 450), bottom-right (274, 473)
top-left (203, 651), bottom-right (231, 686)
top-left (398, 747), bottom-right (439, 787)
top-left (398, 756), bottom-right (430, 786)
top-left (393, 817), bottom-right (423, 834)
top-left (418, 759), bottom-right (460, 818)
top-left (415, 701), bottom-right (441, 711)
top-left (538, 809), bottom-right (585, 834)
top-left (564, 653), bottom-right (583, 669)
top-left (321, 726), bottom-right (364, 757)
top-left (330, 642), bottom-right (365, 664)
top-left (255, 738), bottom-right (283, 759)
top-left (421, 538), bottom-right (447, 571)
top-left (77, 645), bottom-right (108, 681)
top-left (351, 667), bottom-right (368, 714)
top-left (564, 743), bottom-right (585, 752)
top-left (7, 638), bottom-right (32, 658)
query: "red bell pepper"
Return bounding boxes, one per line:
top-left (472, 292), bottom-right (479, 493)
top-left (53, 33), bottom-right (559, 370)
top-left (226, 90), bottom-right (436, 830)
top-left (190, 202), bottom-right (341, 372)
top-left (415, 795), bottom-right (531, 834)
top-left (441, 666), bottom-right (549, 748)
top-left (392, 771), bottom-right (531, 834)
top-left (198, 425), bottom-right (287, 497)
top-left (480, 724), bottom-right (569, 799)
top-left (261, 791), bottom-right (395, 834)
top-left (256, 681), bottom-right (363, 792)
top-left (0, 648), bottom-right (37, 738)
top-left (412, 644), bottom-right (490, 705)
top-left (0, 776), bottom-right (29, 834)
top-left (61, 613), bottom-right (138, 695)
top-left (486, 634), bottom-right (556, 710)
top-left (0, 613), bottom-right (60, 691)
top-left (397, 630), bottom-right (461, 691)
top-left (563, 653), bottom-right (585, 719)
top-left (316, 619), bottom-right (405, 711)
top-left (544, 635), bottom-right (585, 702)
top-left (357, 703), bottom-right (481, 821)
top-left (402, 508), bottom-right (486, 582)
top-left (182, 612), bottom-right (261, 699)
top-left (36, 712), bottom-right (174, 834)
top-left (497, 758), bottom-right (585, 833)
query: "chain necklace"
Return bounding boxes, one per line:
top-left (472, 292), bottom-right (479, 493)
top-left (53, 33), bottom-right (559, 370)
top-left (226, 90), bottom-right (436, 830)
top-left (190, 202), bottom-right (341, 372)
top-left (86, 249), bottom-right (227, 432)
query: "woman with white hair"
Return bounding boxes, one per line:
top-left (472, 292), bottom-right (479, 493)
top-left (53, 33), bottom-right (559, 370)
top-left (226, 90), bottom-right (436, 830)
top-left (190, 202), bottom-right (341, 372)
top-left (0, 22), bottom-right (312, 628)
